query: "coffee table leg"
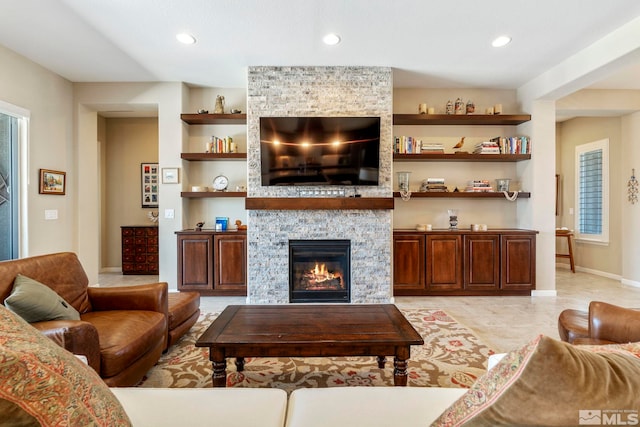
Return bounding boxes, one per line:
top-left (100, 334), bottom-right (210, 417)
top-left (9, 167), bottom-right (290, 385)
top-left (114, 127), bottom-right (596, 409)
top-left (210, 348), bottom-right (227, 387)
top-left (377, 356), bottom-right (386, 368)
top-left (393, 347), bottom-right (410, 386)
top-left (235, 357), bottom-right (245, 372)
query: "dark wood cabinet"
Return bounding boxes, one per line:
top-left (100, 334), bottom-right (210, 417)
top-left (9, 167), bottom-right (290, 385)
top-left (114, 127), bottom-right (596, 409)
top-left (426, 234), bottom-right (462, 291)
top-left (176, 230), bottom-right (247, 296)
top-left (393, 234), bottom-right (425, 290)
top-left (121, 226), bottom-right (159, 275)
top-left (464, 234), bottom-right (500, 291)
top-left (501, 234), bottom-right (536, 290)
top-left (393, 229), bottom-right (536, 296)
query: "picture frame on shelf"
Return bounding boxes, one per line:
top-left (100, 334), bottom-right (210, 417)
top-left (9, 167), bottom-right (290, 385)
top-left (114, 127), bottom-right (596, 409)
top-left (39, 169), bottom-right (66, 195)
top-left (162, 167), bottom-right (180, 184)
top-left (141, 162), bottom-right (159, 208)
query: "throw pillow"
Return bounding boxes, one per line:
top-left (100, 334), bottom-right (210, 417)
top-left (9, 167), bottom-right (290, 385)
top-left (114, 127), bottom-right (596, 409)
top-left (431, 335), bottom-right (640, 426)
top-left (0, 304), bottom-right (132, 426)
top-left (4, 274), bottom-right (80, 322)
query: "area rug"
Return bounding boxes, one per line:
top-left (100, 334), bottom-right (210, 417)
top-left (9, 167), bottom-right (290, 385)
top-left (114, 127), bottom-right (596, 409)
top-left (137, 309), bottom-right (494, 392)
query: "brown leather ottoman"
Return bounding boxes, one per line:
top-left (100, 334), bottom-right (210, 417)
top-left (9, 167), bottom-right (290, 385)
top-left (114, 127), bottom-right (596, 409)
top-left (167, 292), bottom-right (200, 350)
top-left (557, 309), bottom-right (589, 343)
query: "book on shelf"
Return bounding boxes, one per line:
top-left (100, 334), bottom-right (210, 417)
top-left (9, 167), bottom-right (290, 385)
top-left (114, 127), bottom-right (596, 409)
top-left (464, 180), bottom-right (494, 192)
top-left (208, 136), bottom-right (236, 153)
top-left (394, 136), bottom-right (422, 154)
top-left (473, 141), bottom-right (501, 154)
top-left (490, 136), bottom-right (531, 155)
top-left (421, 143), bottom-right (445, 154)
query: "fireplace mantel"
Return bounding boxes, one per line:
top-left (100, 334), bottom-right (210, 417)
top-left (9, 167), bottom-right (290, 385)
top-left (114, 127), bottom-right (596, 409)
top-left (245, 197), bottom-right (394, 210)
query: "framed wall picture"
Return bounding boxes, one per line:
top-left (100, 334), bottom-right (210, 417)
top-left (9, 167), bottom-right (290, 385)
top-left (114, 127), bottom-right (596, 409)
top-left (162, 167), bottom-right (180, 184)
top-left (141, 163), bottom-right (159, 208)
top-left (39, 169), bottom-right (66, 195)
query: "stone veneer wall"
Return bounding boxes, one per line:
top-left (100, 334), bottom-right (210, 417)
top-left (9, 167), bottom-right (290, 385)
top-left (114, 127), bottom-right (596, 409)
top-left (246, 66), bottom-right (393, 304)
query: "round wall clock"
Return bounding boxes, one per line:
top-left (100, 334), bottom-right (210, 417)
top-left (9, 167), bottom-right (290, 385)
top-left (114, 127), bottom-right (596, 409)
top-left (212, 175), bottom-right (229, 191)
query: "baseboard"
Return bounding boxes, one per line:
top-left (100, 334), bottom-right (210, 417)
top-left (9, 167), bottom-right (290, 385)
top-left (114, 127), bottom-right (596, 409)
top-left (531, 290), bottom-right (557, 297)
top-left (621, 278), bottom-right (640, 288)
top-left (99, 267), bottom-right (122, 273)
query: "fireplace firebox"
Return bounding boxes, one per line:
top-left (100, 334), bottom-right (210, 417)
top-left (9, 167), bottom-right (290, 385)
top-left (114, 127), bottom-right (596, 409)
top-left (289, 240), bottom-right (350, 303)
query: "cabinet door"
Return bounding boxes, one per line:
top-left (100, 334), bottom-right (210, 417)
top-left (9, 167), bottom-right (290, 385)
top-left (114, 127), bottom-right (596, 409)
top-left (501, 235), bottom-right (536, 290)
top-left (393, 234), bottom-right (425, 291)
top-left (177, 234), bottom-right (213, 291)
top-left (426, 235), bottom-right (462, 290)
top-left (464, 234), bottom-right (500, 290)
top-left (214, 234), bottom-right (247, 292)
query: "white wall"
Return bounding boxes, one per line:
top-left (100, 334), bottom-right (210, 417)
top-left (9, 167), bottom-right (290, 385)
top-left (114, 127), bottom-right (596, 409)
top-left (0, 44), bottom-right (75, 258)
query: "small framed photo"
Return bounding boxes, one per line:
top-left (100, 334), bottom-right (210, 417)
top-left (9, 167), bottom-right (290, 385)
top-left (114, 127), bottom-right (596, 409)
top-left (141, 162), bottom-right (159, 208)
top-left (39, 169), bottom-right (66, 195)
top-left (162, 167), bottom-right (180, 184)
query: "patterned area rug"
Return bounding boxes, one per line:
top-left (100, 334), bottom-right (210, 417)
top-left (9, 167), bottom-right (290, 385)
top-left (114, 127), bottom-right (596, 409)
top-left (137, 309), bottom-right (494, 392)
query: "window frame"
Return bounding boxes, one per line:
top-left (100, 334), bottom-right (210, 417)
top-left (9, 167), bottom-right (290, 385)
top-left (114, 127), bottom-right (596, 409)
top-left (574, 138), bottom-right (609, 245)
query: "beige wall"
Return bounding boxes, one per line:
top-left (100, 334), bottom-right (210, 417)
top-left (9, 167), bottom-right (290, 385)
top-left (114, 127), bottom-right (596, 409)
top-left (556, 116), bottom-right (623, 275)
top-left (102, 117), bottom-right (158, 269)
top-left (0, 44), bottom-right (75, 258)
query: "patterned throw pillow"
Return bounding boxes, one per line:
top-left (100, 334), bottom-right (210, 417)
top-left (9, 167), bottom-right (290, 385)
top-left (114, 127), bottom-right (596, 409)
top-left (0, 304), bottom-right (132, 426)
top-left (431, 335), bottom-right (640, 426)
top-left (4, 274), bottom-right (81, 322)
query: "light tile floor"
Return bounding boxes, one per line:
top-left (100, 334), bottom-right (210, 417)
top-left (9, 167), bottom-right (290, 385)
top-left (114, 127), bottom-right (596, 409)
top-left (98, 268), bottom-right (640, 353)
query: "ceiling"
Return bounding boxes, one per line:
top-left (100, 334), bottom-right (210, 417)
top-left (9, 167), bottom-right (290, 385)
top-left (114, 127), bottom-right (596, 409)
top-left (2, 0), bottom-right (640, 92)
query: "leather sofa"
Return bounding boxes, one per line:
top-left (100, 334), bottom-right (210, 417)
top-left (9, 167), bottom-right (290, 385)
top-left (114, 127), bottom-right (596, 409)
top-left (558, 301), bottom-right (640, 345)
top-left (0, 252), bottom-right (168, 386)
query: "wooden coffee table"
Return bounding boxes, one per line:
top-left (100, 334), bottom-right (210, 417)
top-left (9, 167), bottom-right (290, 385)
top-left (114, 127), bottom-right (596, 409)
top-left (195, 304), bottom-right (424, 387)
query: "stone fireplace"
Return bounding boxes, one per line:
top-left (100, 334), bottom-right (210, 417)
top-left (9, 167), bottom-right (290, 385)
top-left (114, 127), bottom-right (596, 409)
top-left (289, 239), bottom-right (351, 303)
top-left (246, 66), bottom-right (393, 304)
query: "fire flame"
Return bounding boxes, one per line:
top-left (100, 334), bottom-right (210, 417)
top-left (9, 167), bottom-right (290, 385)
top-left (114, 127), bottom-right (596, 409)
top-left (310, 263), bottom-right (335, 282)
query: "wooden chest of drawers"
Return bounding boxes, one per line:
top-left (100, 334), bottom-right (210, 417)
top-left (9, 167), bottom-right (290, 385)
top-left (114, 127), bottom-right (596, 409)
top-left (121, 226), bottom-right (159, 275)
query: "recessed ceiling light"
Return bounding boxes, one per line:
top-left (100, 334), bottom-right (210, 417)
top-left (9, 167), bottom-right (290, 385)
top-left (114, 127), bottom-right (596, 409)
top-left (176, 33), bottom-right (196, 45)
top-left (492, 35), bottom-right (512, 48)
top-left (323, 33), bottom-right (341, 46)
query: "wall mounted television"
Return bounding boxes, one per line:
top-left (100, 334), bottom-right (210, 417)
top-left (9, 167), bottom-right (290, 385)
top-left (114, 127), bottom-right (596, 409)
top-left (260, 116), bottom-right (380, 186)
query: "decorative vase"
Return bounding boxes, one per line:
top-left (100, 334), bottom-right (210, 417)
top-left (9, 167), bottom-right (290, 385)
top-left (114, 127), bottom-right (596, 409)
top-left (448, 209), bottom-right (459, 230)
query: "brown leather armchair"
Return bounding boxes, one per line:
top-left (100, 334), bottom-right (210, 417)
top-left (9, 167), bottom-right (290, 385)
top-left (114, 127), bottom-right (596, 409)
top-left (0, 252), bottom-right (168, 386)
top-left (560, 301), bottom-right (640, 345)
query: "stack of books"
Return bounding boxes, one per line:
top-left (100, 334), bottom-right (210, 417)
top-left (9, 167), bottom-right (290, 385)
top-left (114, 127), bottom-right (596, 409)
top-left (421, 143), bottom-right (445, 154)
top-left (465, 180), bottom-right (493, 192)
top-left (473, 141), bottom-right (501, 154)
top-left (420, 178), bottom-right (448, 192)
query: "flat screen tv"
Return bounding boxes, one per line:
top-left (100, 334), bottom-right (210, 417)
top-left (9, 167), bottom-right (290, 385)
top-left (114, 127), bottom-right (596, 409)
top-left (260, 117), bottom-right (380, 186)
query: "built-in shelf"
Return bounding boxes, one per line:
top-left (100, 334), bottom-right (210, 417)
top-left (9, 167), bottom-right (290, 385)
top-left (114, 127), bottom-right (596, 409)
top-left (393, 191), bottom-right (530, 199)
top-left (393, 114), bottom-right (531, 126)
top-left (181, 191), bottom-right (247, 198)
top-left (245, 197), bottom-right (394, 210)
top-left (181, 153), bottom-right (247, 161)
top-left (393, 153), bottom-right (530, 162)
top-left (180, 113), bottom-right (247, 125)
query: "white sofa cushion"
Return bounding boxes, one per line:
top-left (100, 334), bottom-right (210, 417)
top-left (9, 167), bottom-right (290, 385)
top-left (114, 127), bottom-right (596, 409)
top-left (285, 387), bottom-right (466, 427)
top-left (111, 388), bottom-right (287, 427)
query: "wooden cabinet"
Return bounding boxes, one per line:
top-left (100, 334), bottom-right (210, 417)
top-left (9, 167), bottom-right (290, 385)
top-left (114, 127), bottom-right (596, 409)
top-left (501, 234), bottom-right (536, 290)
top-left (426, 234), bottom-right (463, 291)
top-left (393, 234), bottom-right (425, 290)
top-left (464, 234), bottom-right (500, 291)
top-left (176, 230), bottom-right (247, 296)
top-left (214, 233), bottom-right (247, 291)
top-left (393, 229), bottom-right (536, 296)
top-left (121, 226), bottom-right (159, 275)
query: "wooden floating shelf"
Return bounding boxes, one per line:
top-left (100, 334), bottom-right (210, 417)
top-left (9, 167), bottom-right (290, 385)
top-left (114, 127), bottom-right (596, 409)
top-left (393, 153), bottom-right (530, 162)
top-left (393, 114), bottom-right (531, 126)
top-left (181, 191), bottom-right (247, 198)
top-left (181, 113), bottom-right (247, 125)
top-left (393, 192), bottom-right (530, 199)
top-left (245, 197), bottom-right (394, 210)
top-left (181, 153), bottom-right (247, 161)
